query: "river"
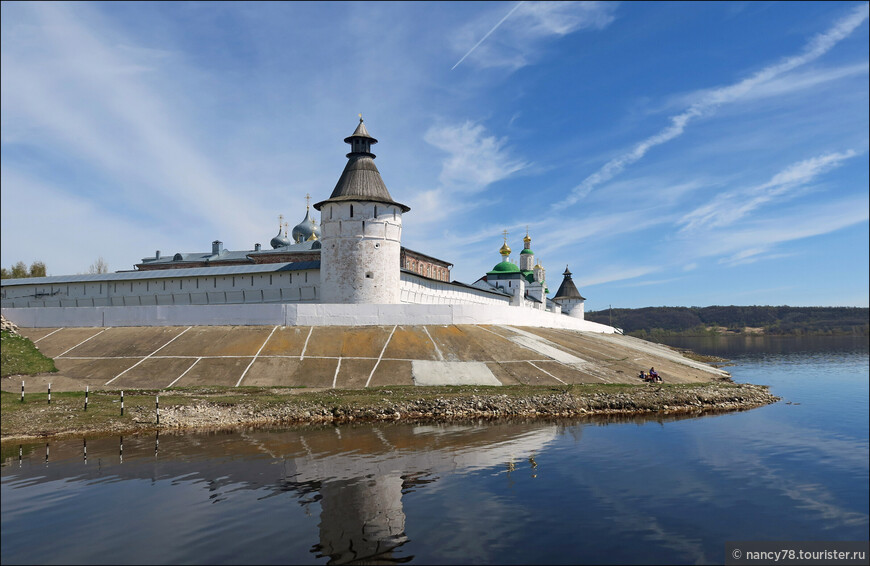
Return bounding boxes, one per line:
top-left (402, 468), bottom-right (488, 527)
top-left (2, 336), bottom-right (867, 564)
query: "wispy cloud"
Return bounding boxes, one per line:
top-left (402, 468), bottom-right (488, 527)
top-left (557, 2), bottom-right (870, 207)
top-left (680, 150), bottom-right (860, 231)
top-left (407, 121), bottom-right (527, 228)
top-left (451, 1), bottom-right (617, 71)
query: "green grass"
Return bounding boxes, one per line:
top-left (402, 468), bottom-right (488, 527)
top-left (1, 330), bottom-right (57, 377)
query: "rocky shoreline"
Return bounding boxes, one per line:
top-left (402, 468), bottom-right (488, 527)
top-left (1, 383), bottom-right (779, 442)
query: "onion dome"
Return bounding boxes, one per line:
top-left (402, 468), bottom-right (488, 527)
top-left (291, 207), bottom-right (318, 243)
top-left (313, 116), bottom-right (410, 213)
top-left (489, 260), bottom-right (521, 274)
top-left (270, 218), bottom-right (292, 249)
top-left (499, 241), bottom-right (512, 257)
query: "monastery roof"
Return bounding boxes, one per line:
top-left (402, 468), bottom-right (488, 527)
top-left (552, 266), bottom-right (586, 301)
top-left (315, 118), bottom-right (409, 212)
top-left (1, 262), bottom-right (320, 287)
top-left (487, 260), bottom-right (521, 275)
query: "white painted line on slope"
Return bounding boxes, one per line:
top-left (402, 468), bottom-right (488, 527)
top-left (332, 358), bottom-right (342, 389)
top-left (422, 326), bottom-right (445, 361)
top-left (57, 328), bottom-right (110, 358)
top-left (167, 357), bottom-right (202, 388)
top-left (300, 326), bottom-right (314, 360)
top-left (34, 328), bottom-right (64, 343)
top-left (105, 327), bottom-right (192, 385)
top-left (365, 324), bottom-right (397, 388)
top-left (527, 361), bottom-right (568, 385)
top-left (236, 325), bottom-right (279, 387)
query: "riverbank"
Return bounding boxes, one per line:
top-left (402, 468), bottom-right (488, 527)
top-left (0, 382), bottom-right (779, 442)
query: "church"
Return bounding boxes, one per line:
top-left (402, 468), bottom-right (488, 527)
top-left (1, 118), bottom-right (594, 328)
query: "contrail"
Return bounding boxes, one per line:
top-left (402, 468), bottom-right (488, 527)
top-left (452, 1), bottom-right (525, 70)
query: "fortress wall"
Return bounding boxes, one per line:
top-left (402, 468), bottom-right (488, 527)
top-left (399, 273), bottom-right (511, 306)
top-left (3, 303), bottom-right (615, 333)
top-left (1, 270), bottom-right (320, 308)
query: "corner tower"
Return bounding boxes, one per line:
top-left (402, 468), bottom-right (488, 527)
top-left (314, 117), bottom-right (410, 303)
top-left (552, 266), bottom-right (586, 319)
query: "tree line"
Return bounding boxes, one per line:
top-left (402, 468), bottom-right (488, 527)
top-left (1, 258), bottom-right (108, 279)
top-left (586, 306), bottom-right (870, 336)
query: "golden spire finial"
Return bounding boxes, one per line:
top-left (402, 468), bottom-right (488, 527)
top-left (305, 193), bottom-right (311, 210)
top-left (359, 113), bottom-right (363, 122)
top-left (278, 214), bottom-right (284, 230)
top-left (283, 221), bottom-right (288, 237)
top-left (499, 230), bottom-right (511, 257)
top-left (523, 225), bottom-right (531, 244)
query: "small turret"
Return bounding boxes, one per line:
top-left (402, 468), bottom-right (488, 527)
top-left (552, 265), bottom-right (586, 319)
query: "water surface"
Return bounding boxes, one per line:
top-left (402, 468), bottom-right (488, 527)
top-left (3, 336), bottom-right (868, 564)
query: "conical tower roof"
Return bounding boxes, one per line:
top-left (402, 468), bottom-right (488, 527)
top-left (314, 117), bottom-right (410, 212)
top-left (553, 265), bottom-right (585, 301)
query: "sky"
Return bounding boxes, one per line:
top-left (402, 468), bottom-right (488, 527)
top-left (2, 1), bottom-right (868, 311)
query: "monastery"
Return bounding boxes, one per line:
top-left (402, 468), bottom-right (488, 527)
top-left (1, 118), bottom-right (606, 332)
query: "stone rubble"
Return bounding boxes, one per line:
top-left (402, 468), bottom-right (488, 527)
top-left (1, 314), bottom-right (20, 336)
top-left (152, 383), bottom-right (779, 431)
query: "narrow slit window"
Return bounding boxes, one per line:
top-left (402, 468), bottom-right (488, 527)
top-left (350, 204), bottom-right (354, 218)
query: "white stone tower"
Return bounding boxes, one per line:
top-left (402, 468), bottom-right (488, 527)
top-left (552, 265), bottom-right (586, 319)
top-left (314, 117), bottom-right (410, 304)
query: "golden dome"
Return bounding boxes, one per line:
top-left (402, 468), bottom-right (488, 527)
top-left (499, 241), bottom-right (512, 256)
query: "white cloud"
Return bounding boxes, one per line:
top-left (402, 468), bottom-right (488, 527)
top-left (557, 2), bottom-right (870, 207)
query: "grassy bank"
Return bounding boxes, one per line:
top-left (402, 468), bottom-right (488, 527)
top-left (1, 382), bottom-right (778, 442)
top-left (1, 330), bottom-right (57, 377)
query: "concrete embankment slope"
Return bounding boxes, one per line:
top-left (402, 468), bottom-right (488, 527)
top-left (5, 325), bottom-right (729, 392)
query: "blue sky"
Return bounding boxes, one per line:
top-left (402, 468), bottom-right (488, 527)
top-left (2, 1), bottom-right (868, 310)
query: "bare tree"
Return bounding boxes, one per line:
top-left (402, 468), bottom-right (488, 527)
top-left (88, 257), bottom-right (109, 274)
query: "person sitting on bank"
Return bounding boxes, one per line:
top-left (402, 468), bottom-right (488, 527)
top-left (639, 370), bottom-right (646, 381)
top-left (649, 367), bottom-right (658, 380)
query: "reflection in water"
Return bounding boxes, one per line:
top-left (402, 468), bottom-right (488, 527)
top-left (0, 412), bottom-right (753, 565)
top-left (4, 420), bottom-right (584, 564)
top-left (2, 339), bottom-right (867, 565)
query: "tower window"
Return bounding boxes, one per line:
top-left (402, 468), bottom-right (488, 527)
top-left (350, 204), bottom-right (354, 218)
top-left (374, 206), bottom-right (378, 218)
top-left (366, 271), bottom-right (374, 279)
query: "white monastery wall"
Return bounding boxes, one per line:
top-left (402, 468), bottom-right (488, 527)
top-left (0, 270), bottom-right (321, 309)
top-left (320, 202), bottom-right (402, 303)
top-left (399, 273), bottom-right (510, 306)
top-left (2, 303), bottom-right (615, 332)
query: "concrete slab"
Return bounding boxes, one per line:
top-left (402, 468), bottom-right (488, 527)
top-left (53, 357), bottom-right (140, 387)
top-left (17, 328), bottom-right (58, 342)
top-left (33, 328), bottom-right (107, 358)
top-left (173, 357), bottom-right (252, 387)
top-left (486, 361), bottom-right (562, 386)
top-left (368, 360), bottom-right (414, 387)
top-left (293, 358), bottom-right (340, 388)
top-left (501, 326), bottom-right (588, 364)
top-left (530, 361), bottom-right (606, 384)
top-left (336, 358), bottom-right (378, 389)
top-left (382, 327), bottom-right (439, 361)
top-left (109, 358), bottom-right (200, 389)
top-left (242, 357), bottom-right (303, 387)
top-left (259, 326), bottom-right (311, 357)
top-left (303, 326), bottom-right (392, 358)
top-left (67, 326), bottom-right (188, 358)
top-left (411, 361), bottom-right (502, 386)
top-left (158, 326), bottom-right (275, 357)
top-left (424, 325), bottom-right (499, 362)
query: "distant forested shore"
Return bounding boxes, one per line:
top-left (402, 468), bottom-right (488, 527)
top-left (585, 306), bottom-right (869, 337)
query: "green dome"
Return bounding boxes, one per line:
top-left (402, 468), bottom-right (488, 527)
top-left (488, 261), bottom-right (521, 274)
top-left (520, 248), bottom-right (534, 255)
